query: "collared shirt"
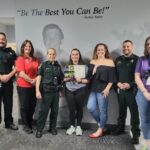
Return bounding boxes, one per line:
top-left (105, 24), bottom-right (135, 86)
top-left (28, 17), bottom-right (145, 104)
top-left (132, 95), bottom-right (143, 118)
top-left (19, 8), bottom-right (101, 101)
top-left (38, 60), bottom-right (63, 86)
top-left (0, 47), bottom-right (16, 74)
top-left (115, 54), bottom-right (138, 88)
top-left (16, 56), bottom-right (39, 87)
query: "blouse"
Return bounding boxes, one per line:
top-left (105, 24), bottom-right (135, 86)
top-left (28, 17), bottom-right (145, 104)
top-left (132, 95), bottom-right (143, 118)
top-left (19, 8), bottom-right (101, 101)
top-left (90, 65), bottom-right (116, 92)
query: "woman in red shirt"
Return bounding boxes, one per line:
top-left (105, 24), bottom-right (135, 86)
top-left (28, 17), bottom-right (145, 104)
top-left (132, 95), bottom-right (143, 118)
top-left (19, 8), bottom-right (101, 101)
top-left (15, 40), bottom-right (39, 134)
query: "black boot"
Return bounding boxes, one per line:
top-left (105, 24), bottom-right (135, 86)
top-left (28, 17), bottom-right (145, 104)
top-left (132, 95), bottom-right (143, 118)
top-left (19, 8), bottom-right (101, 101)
top-left (48, 127), bottom-right (57, 135)
top-left (111, 126), bottom-right (125, 135)
top-left (131, 136), bottom-right (139, 145)
top-left (35, 130), bottom-right (42, 138)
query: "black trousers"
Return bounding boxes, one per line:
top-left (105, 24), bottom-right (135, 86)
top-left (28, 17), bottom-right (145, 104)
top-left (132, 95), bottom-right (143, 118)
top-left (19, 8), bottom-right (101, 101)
top-left (17, 86), bottom-right (36, 128)
top-left (65, 87), bottom-right (87, 126)
top-left (0, 81), bottom-right (13, 126)
top-left (117, 89), bottom-right (140, 137)
top-left (36, 92), bottom-right (59, 131)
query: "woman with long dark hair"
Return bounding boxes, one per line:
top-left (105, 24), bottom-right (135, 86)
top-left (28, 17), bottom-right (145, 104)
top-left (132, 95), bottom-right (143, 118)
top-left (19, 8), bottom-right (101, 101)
top-left (16, 40), bottom-right (39, 134)
top-left (64, 48), bottom-right (89, 136)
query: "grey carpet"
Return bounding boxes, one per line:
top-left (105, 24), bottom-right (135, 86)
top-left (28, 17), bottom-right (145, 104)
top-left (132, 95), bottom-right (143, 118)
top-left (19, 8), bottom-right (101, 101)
top-left (0, 126), bottom-right (135, 150)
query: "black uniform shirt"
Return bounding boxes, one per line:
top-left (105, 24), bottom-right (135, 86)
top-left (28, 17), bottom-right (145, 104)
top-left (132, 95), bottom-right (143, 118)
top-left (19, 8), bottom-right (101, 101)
top-left (38, 60), bottom-right (64, 86)
top-left (115, 54), bottom-right (138, 88)
top-left (0, 47), bottom-right (17, 74)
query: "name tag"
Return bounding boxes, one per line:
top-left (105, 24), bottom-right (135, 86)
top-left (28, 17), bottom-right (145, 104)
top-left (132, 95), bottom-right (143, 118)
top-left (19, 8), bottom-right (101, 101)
top-left (146, 77), bottom-right (150, 85)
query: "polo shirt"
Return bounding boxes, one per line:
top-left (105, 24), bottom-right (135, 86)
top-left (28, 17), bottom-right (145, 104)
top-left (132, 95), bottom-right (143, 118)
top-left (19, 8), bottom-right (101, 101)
top-left (16, 56), bottom-right (39, 87)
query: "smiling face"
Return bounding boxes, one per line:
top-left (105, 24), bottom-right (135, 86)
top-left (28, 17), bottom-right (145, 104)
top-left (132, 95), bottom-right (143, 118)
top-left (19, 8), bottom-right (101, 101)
top-left (71, 50), bottom-right (80, 64)
top-left (146, 38), bottom-right (150, 55)
top-left (96, 45), bottom-right (106, 58)
top-left (122, 41), bottom-right (133, 57)
top-left (47, 48), bottom-right (56, 62)
top-left (24, 42), bottom-right (32, 56)
top-left (0, 33), bottom-right (7, 48)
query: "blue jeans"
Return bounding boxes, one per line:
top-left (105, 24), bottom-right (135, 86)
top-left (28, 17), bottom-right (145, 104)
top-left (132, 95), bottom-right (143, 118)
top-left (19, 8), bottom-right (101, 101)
top-left (136, 90), bottom-right (150, 139)
top-left (87, 92), bottom-right (108, 128)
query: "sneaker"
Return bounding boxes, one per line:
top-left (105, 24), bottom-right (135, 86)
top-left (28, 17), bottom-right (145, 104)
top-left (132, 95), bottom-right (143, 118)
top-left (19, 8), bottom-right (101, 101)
top-left (66, 125), bottom-right (75, 135)
top-left (75, 126), bottom-right (82, 136)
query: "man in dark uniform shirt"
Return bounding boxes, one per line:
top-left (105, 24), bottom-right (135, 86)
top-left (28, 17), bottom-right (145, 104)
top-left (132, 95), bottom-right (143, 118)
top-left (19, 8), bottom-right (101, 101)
top-left (0, 32), bottom-right (18, 130)
top-left (111, 40), bottom-right (140, 144)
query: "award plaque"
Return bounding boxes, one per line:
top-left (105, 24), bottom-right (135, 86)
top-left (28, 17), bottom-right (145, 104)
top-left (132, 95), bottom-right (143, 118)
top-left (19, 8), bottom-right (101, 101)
top-left (71, 65), bottom-right (86, 78)
top-left (64, 65), bottom-right (74, 77)
top-left (64, 65), bottom-right (86, 78)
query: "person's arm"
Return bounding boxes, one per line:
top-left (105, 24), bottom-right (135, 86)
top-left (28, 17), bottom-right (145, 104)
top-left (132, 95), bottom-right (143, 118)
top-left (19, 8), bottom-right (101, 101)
top-left (135, 57), bottom-right (150, 101)
top-left (0, 67), bottom-right (17, 83)
top-left (18, 71), bottom-right (35, 84)
top-left (135, 72), bottom-right (150, 101)
top-left (64, 77), bottom-right (74, 82)
top-left (102, 59), bottom-right (115, 97)
top-left (15, 56), bottom-right (36, 85)
top-left (135, 72), bottom-right (146, 92)
top-left (36, 75), bottom-right (42, 100)
top-left (75, 77), bottom-right (89, 84)
top-left (124, 56), bottom-right (139, 90)
top-left (102, 82), bottom-right (113, 97)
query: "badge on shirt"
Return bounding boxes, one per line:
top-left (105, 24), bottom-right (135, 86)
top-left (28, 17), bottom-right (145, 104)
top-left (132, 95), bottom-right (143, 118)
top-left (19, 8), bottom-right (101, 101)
top-left (146, 77), bottom-right (150, 85)
top-left (130, 59), bottom-right (134, 63)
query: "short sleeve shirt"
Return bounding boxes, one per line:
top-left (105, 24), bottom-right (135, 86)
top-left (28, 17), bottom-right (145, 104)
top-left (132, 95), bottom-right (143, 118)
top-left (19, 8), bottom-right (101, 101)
top-left (16, 56), bottom-right (39, 87)
top-left (135, 56), bottom-right (150, 92)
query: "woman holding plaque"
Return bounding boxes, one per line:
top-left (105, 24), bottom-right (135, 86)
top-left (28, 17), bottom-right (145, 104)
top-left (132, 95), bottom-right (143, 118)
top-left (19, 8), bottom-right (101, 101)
top-left (87, 43), bottom-right (116, 138)
top-left (64, 48), bottom-right (89, 136)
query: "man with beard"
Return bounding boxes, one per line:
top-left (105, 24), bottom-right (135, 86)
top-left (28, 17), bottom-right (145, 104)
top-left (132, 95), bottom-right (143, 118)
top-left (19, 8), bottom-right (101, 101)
top-left (0, 32), bottom-right (18, 130)
top-left (111, 40), bottom-right (140, 145)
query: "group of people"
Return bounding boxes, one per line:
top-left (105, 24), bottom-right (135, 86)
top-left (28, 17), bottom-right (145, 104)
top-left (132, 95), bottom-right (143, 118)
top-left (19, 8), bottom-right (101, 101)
top-left (0, 31), bottom-right (150, 149)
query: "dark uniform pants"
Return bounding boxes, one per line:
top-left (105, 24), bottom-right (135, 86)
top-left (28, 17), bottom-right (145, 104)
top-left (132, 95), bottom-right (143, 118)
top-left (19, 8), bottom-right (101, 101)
top-left (0, 81), bottom-right (13, 125)
top-left (117, 89), bottom-right (140, 137)
top-left (37, 92), bottom-right (59, 131)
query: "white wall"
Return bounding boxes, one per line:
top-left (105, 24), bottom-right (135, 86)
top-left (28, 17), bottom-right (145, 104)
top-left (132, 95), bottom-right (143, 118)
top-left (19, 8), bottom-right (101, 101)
top-left (6, 25), bottom-right (15, 42)
top-left (0, 0), bottom-right (15, 42)
top-left (0, 24), bottom-right (15, 43)
top-left (1, 0), bottom-right (149, 126)
top-left (0, 0), bottom-right (15, 17)
top-left (0, 24), bottom-right (7, 32)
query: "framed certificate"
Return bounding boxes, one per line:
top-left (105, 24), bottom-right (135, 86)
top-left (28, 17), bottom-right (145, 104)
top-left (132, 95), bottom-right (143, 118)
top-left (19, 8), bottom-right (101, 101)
top-left (69, 65), bottom-right (86, 78)
top-left (64, 65), bottom-right (86, 78)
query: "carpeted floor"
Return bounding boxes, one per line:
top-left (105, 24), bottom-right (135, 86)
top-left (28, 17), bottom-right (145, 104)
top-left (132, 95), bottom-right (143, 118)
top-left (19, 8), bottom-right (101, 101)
top-left (0, 84), bottom-right (136, 150)
top-left (0, 126), bottom-right (135, 150)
